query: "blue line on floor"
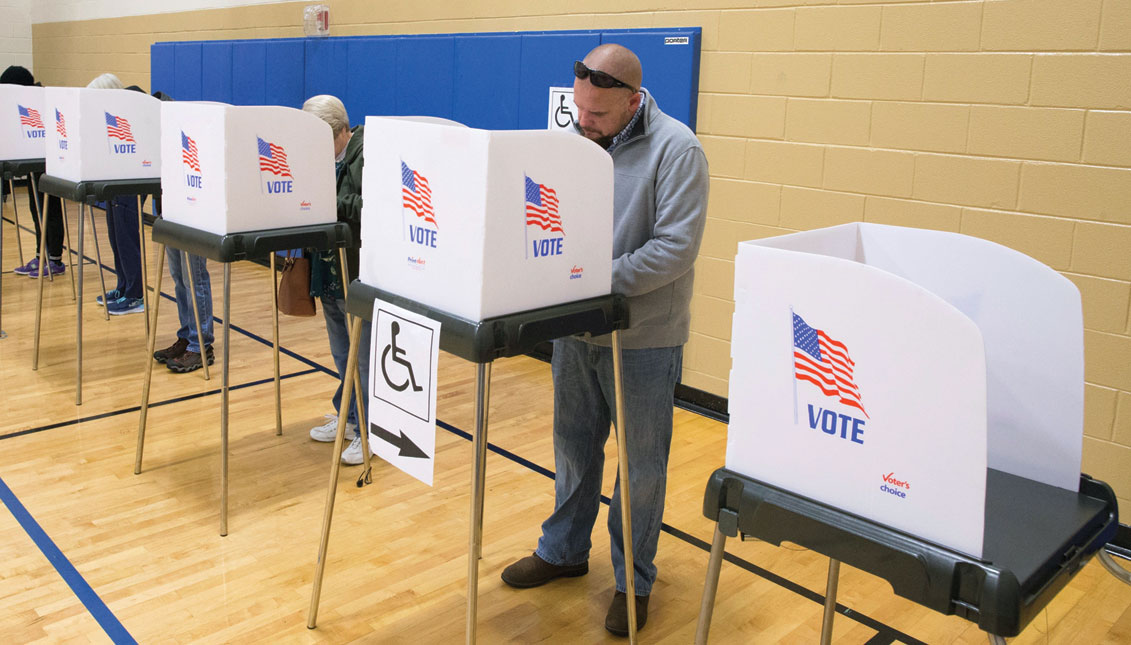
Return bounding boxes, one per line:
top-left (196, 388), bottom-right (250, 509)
top-left (0, 475), bottom-right (137, 644)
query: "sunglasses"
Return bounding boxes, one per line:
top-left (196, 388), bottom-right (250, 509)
top-left (573, 61), bottom-right (636, 93)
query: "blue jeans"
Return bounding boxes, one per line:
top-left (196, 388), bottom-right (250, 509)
top-left (322, 294), bottom-right (371, 436)
top-left (166, 247), bottom-right (213, 353)
top-left (535, 336), bottom-right (682, 596)
top-left (103, 196), bottom-right (143, 299)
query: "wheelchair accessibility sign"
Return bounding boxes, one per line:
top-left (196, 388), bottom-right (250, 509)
top-left (369, 299), bottom-right (441, 485)
top-left (548, 87), bottom-right (578, 131)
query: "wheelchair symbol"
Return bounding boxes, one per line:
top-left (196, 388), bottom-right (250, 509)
top-left (381, 321), bottom-right (423, 393)
top-left (554, 94), bottom-right (575, 128)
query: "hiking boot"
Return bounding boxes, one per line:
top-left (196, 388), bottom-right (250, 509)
top-left (604, 591), bottom-right (649, 637)
top-left (153, 337), bottom-right (188, 363)
top-left (500, 554), bottom-right (588, 588)
top-left (29, 258), bottom-right (65, 278)
top-left (167, 345), bottom-right (215, 373)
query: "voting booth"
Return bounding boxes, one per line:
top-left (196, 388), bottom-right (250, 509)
top-left (44, 87), bottom-right (161, 182)
top-left (360, 115), bottom-right (613, 320)
top-left (160, 102), bottom-right (337, 234)
top-left (695, 223), bottom-right (1117, 644)
top-left (136, 101), bottom-right (351, 536)
top-left (1, 85), bottom-right (47, 161)
top-left (308, 118), bottom-right (640, 642)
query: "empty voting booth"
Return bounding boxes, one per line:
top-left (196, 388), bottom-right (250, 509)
top-left (37, 87), bottom-right (163, 404)
top-left (135, 102), bottom-right (352, 536)
top-left (1, 84), bottom-right (50, 338)
top-left (695, 223), bottom-right (1122, 644)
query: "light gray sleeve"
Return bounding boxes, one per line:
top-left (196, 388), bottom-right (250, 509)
top-left (612, 146), bottom-right (710, 297)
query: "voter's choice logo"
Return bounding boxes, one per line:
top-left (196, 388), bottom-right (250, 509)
top-left (880, 471), bottom-right (912, 500)
top-left (547, 87), bottom-right (577, 131)
top-left (369, 299), bottom-right (442, 487)
top-left (792, 310), bottom-right (868, 445)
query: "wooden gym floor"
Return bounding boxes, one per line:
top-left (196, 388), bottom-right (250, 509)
top-left (0, 194), bottom-right (1130, 644)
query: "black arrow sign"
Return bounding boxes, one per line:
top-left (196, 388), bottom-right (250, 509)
top-left (370, 422), bottom-right (428, 459)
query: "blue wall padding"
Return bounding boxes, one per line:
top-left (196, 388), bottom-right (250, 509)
top-left (151, 27), bottom-right (700, 131)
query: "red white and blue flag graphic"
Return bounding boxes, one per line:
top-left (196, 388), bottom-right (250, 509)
top-left (524, 175), bottom-right (563, 235)
top-left (257, 137), bottom-right (292, 178)
top-left (181, 131), bottom-right (200, 172)
top-left (18, 105), bottom-right (44, 130)
top-left (104, 112), bottom-right (135, 142)
top-left (55, 109), bottom-right (67, 137)
top-left (793, 312), bottom-right (868, 418)
top-left (401, 161), bottom-right (436, 227)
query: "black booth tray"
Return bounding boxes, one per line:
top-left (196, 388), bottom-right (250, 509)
top-left (702, 467), bottom-right (1118, 637)
top-left (38, 174), bottom-right (161, 204)
top-left (346, 281), bottom-right (628, 364)
top-left (151, 218), bottom-right (353, 264)
top-left (1, 158), bottom-right (46, 180)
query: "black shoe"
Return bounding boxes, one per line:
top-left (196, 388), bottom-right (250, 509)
top-left (500, 553), bottom-right (588, 588)
top-left (153, 337), bottom-right (189, 363)
top-left (167, 345), bottom-right (215, 373)
top-left (604, 591), bottom-right (649, 637)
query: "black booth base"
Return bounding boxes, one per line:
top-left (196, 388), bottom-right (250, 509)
top-left (38, 174), bottom-right (162, 204)
top-left (151, 218), bottom-right (353, 264)
top-left (1, 158), bottom-right (46, 180)
top-left (346, 281), bottom-right (628, 364)
top-left (702, 467), bottom-right (1118, 637)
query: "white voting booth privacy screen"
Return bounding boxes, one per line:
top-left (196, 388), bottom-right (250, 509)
top-left (44, 87), bottom-right (161, 181)
top-left (0, 85), bottom-right (47, 161)
top-left (359, 116), bottom-right (613, 321)
top-left (728, 223), bottom-right (1085, 559)
top-left (160, 102), bottom-right (337, 234)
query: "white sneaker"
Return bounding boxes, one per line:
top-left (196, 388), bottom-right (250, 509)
top-left (309, 414), bottom-right (358, 443)
top-left (340, 434), bottom-right (375, 466)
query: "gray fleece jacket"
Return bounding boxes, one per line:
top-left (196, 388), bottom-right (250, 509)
top-left (585, 89), bottom-right (709, 350)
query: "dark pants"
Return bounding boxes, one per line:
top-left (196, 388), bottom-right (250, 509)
top-left (2, 172), bottom-right (64, 260)
top-left (103, 196), bottom-right (143, 299)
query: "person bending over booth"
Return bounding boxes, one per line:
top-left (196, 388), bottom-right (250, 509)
top-left (301, 94), bottom-right (374, 467)
top-left (500, 44), bottom-right (709, 637)
top-left (2, 65), bottom-right (66, 279)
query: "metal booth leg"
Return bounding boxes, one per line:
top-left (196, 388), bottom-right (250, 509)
top-left (135, 244), bottom-right (166, 474)
top-left (308, 314), bottom-right (363, 629)
top-left (821, 559), bottom-right (841, 645)
top-left (466, 362), bottom-right (492, 644)
top-left (31, 175), bottom-right (48, 370)
top-left (220, 263), bottom-right (231, 536)
top-left (1099, 550), bottom-right (1131, 585)
top-left (183, 250), bottom-right (210, 381)
top-left (610, 329), bottom-right (638, 644)
top-left (337, 248), bottom-right (372, 475)
top-left (61, 200), bottom-right (76, 300)
top-left (270, 253), bottom-right (282, 435)
top-left (987, 635), bottom-right (1007, 645)
top-left (137, 195), bottom-right (150, 339)
top-left (8, 178), bottom-right (24, 265)
top-left (88, 207), bottom-right (110, 321)
top-left (694, 524), bottom-right (729, 645)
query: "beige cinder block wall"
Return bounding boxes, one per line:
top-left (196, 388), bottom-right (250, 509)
top-left (33, 0), bottom-right (1131, 509)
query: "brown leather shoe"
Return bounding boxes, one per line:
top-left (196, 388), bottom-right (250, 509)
top-left (500, 553), bottom-right (588, 588)
top-left (153, 337), bottom-right (188, 363)
top-left (605, 590), bottom-right (649, 637)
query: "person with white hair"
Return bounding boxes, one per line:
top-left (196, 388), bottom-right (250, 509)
top-left (87, 72), bottom-right (146, 315)
top-left (301, 94), bottom-right (373, 466)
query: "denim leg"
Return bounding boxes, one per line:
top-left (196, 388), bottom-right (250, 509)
top-left (321, 295), bottom-right (370, 437)
top-left (166, 247), bottom-right (213, 353)
top-left (535, 337), bottom-right (611, 568)
top-left (599, 344), bottom-right (681, 597)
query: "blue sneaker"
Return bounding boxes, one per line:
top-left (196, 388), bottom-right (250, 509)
top-left (29, 259), bottom-right (65, 278)
top-left (107, 296), bottom-right (145, 316)
top-left (13, 257), bottom-right (38, 275)
top-left (96, 289), bottom-right (122, 306)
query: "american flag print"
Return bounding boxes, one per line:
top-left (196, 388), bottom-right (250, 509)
top-left (55, 109), bottom-right (67, 137)
top-left (793, 312), bottom-right (868, 418)
top-left (18, 105), bottom-right (44, 129)
top-left (401, 161), bottom-right (436, 227)
top-left (181, 131), bottom-right (200, 172)
top-left (104, 112), bottom-right (135, 142)
top-left (524, 175), bottom-right (563, 235)
top-left (257, 137), bottom-right (292, 178)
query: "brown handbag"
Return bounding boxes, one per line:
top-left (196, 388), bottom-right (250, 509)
top-left (277, 251), bottom-right (316, 317)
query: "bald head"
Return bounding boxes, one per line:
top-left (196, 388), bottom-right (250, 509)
top-left (581, 44), bottom-right (642, 93)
